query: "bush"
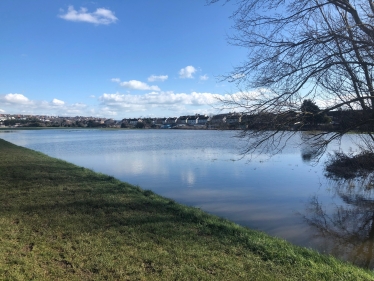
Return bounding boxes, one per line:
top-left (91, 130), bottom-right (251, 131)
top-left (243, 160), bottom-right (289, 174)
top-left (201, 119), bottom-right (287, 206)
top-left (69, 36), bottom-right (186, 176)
top-left (325, 151), bottom-right (374, 179)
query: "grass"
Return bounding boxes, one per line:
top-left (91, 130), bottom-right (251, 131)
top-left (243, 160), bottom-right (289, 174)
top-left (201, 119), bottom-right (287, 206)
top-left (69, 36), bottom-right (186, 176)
top-left (0, 138), bottom-right (373, 280)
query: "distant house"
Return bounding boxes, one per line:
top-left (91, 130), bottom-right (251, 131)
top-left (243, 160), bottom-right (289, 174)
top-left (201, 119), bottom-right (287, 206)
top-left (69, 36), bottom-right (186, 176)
top-left (196, 115), bottom-right (210, 125)
top-left (178, 116), bottom-right (189, 124)
top-left (128, 118), bottom-right (139, 126)
top-left (153, 118), bottom-right (165, 126)
top-left (226, 113), bottom-right (242, 124)
top-left (209, 114), bottom-right (227, 128)
top-left (187, 116), bottom-right (197, 125)
top-left (164, 117), bottom-right (178, 124)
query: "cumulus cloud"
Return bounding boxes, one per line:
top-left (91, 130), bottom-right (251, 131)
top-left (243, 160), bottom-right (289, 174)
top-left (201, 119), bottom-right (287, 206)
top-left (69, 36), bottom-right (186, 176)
top-left (112, 78), bottom-right (160, 91)
top-left (0, 89), bottom-right (228, 118)
top-left (59, 6), bottom-right (118, 25)
top-left (148, 75), bottom-right (168, 82)
top-left (52, 98), bottom-right (65, 106)
top-left (0, 93), bottom-right (93, 116)
top-left (179, 66), bottom-right (196, 79)
top-left (98, 91), bottom-right (223, 116)
top-left (111, 78), bottom-right (120, 83)
top-left (200, 74), bottom-right (209, 81)
top-left (121, 80), bottom-right (160, 91)
top-left (99, 91), bottom-right (220, 107)
top-left (2, 93), bottom-right (30, 104)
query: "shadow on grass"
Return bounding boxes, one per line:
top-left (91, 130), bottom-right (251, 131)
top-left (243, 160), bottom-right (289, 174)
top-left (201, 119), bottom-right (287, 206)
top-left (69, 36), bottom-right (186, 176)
top-left (1, 165), bottom-right (335, 270)
top-left (1, 138), bottom-right (369, 280)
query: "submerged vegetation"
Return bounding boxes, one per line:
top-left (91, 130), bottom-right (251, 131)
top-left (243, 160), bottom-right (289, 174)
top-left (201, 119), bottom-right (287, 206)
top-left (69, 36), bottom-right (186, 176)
top-left (325, 151), bottom-right (374, 180)
top-left (0, 139), bottom-right (373, 280)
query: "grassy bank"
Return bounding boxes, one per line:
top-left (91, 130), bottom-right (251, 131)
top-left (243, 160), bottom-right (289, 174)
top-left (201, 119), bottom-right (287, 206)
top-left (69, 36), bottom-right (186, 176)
top-left (0, 139), bottom-right (372, 280)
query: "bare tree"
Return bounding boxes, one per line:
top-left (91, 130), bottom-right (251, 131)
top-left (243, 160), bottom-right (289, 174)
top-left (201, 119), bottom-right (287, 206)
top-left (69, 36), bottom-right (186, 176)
top-left (210, 0), bottom-right (374, 156)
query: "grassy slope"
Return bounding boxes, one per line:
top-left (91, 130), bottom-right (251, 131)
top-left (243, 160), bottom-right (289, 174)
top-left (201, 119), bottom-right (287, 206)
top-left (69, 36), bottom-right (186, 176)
top-left (0, 139), bottom-right (373, 281)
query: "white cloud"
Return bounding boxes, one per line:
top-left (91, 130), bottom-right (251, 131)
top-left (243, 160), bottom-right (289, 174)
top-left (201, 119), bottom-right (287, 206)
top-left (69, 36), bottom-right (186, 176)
top-left (179, 66), bottom-right (196, 79)
top-left (120, 80), bottom-right (160, 91)
top-left (200, 74), bottom-right (209, 81)
top-left (0, 89), bottom-right (231, 118)
top-left (59, 6), bottom-right (118, 25)
top-left (2, 93), bottom-right (30, 104)
top-left (112, 78), bottom-right (161, 91)
top-left (148, 75), bottom-right (168, 82)
top-left (71, 103), bottom-right (87, 108)
top-left (99, 91), bottom-right (220, 108)
top-left (52, 98), bottom-right (65, 106)
top-left (0, 93), bottom-right (93, 117)
top-left (98, 91), bottom-right (224, 117)
top-left (111, 78), bottom-right (121, 83)
top-left (89, 95), bottom-right (96, 98)
top-left (0, 109), bottom-right (4, 113)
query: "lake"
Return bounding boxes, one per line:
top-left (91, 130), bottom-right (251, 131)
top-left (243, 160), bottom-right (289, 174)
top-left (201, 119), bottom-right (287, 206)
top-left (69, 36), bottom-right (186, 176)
top-left (1, 129), bottom-right (373, 268)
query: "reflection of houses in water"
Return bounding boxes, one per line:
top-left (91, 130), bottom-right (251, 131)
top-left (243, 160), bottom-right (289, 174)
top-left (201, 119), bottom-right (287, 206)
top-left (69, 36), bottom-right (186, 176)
top-left (304, 172), bottom-right (374, 269)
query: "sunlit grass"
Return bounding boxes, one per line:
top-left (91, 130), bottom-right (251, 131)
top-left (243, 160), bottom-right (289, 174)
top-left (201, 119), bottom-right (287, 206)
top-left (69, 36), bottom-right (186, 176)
top-left (0, 138), bottom-right (373, 280)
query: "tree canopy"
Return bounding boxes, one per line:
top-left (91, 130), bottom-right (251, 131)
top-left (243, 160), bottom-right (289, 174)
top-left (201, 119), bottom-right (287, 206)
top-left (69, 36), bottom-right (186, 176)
top-left (210, 0), bottom-right (374, 156)
top-left (300, 99), bottom-right (330, 125)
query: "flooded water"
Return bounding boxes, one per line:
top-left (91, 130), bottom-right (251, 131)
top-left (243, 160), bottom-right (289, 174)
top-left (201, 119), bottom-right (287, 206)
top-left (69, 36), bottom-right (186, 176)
top-left (1, 129), bottom-right (373, 268)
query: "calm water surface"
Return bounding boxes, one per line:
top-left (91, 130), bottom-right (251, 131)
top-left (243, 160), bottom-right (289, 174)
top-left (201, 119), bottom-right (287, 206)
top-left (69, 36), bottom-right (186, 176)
top-left (1, 129), bottom-right (373, 268)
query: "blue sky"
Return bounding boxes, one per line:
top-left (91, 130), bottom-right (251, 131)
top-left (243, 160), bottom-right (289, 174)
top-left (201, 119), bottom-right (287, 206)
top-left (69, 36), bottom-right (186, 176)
top-left (1, 1), bottom-right (246, 118)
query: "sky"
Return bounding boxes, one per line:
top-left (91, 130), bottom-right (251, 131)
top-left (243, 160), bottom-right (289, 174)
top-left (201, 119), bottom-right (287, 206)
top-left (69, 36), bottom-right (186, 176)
top-left (0, 1), bottom-right (247, 118)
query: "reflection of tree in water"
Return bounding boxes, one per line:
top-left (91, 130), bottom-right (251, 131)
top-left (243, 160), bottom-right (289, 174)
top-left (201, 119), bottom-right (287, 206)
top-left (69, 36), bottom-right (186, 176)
top-left (300, 132), bottom-right (326, 163)
top-left (301, 147), bottom-right (321, 163)
top-left (304, 151), bottom-right (374, 268)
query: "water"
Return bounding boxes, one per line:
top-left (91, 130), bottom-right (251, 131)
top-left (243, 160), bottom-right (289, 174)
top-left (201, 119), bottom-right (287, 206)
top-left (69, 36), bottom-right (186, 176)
top-left (1, 129), bottom-right (373, 268)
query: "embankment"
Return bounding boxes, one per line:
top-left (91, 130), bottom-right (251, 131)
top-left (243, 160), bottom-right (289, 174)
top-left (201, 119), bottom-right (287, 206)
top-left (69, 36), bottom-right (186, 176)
top-left (0, 138), bottom-right (372, 280)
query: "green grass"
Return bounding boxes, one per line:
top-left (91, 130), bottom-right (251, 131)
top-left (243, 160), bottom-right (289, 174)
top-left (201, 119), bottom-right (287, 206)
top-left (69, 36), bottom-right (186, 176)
top-left (0, 138), bottom-right (373, 280)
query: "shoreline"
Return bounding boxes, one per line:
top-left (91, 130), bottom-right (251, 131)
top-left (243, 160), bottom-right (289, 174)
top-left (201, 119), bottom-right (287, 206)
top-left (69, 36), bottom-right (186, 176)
top-left (0, 138), bottom-right (372, 280)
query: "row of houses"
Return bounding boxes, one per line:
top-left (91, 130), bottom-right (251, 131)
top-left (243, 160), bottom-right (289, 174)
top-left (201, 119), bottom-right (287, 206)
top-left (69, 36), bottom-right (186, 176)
top-left (2, 109), bottom-right (371, 131)
top-left (122, 110), bottom-right (364, 129)
top-left (121, 113), bottom-right (243, 128)
top-left (0, 113), bottom-right (245, 129)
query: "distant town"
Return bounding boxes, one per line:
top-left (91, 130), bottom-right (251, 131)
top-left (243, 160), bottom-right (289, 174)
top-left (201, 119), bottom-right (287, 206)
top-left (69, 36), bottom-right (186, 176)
top-left (0, 110), bottom-right (361, 131)
top-left (0, 113), bottom-right (247, 130)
